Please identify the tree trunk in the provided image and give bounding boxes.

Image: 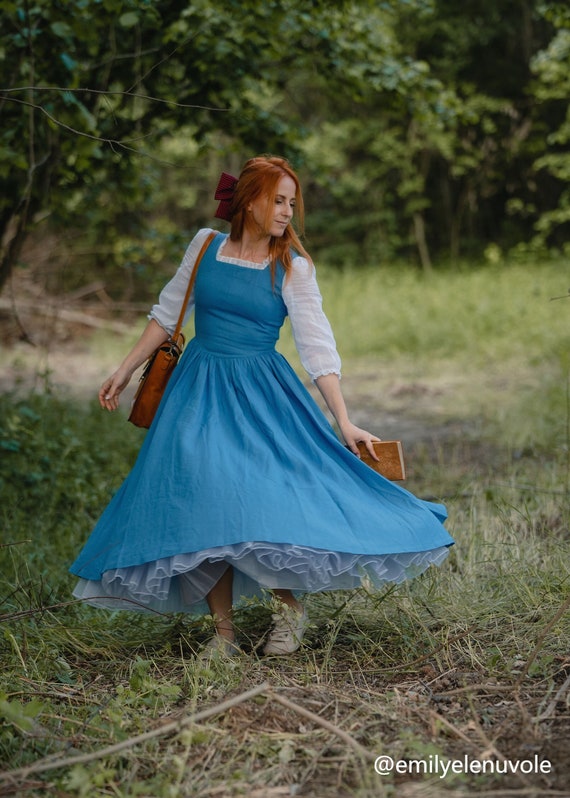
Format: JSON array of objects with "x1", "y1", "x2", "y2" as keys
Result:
[
  {"x1": 413, "y1": 212, "x2": 432, "y2": 273},
  {"x1": 0, "y1": 211, "x2": 28, "y2": 294}
]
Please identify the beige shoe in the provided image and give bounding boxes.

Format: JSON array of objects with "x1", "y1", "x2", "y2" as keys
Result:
[
  {"x1": 263, "y1": 604, "x2": 308, "y2": 655},
  {"x1": 198, "y1": 635, "x2": 240, "y2": 662}
]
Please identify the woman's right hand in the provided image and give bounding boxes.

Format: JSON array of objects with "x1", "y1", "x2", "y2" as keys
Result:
[
  {"x1": 99, "y1": 367, "x2": 134, "y2": 412},
  {"x1": 98, "y1": 319, "x2": 170, "y2": 413}
]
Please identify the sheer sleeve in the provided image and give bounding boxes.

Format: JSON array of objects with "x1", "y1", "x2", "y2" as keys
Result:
[
  {"x1": 148, "y1": 228, "x2": 215, "y2": 334},
  {"x1": 282, "y1": 256, "x2": 342, "y2": 381}
]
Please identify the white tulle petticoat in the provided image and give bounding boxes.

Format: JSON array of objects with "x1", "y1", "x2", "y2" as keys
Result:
[{"x1": 72, "y1": 541, "x2": 450, "y2": 615}]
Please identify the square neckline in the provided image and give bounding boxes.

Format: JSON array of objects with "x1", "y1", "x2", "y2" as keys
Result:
[{"x1": 216, "y1": 234, "x2": 270, "y2": 271}]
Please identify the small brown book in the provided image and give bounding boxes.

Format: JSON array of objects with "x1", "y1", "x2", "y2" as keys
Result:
[{"x1": 354, "y1": 440, "x2": 406, "y2": 481}]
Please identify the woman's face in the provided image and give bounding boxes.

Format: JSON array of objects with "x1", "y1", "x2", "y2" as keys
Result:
[{"x1": 248, "y1": 175, "x2": 296, "y2": 237}]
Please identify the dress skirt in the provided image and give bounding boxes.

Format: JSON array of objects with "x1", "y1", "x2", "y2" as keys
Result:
[{"x1": 71, "y1": 236, "x2": 453, "y2": 614}]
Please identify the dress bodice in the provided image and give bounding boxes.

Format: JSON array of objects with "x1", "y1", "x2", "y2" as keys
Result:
[
  {"x1": 194, "y1": 233, "x2": 287, "y2": 356},
  {"x1": 149, "y1": 228, "x2": 341, "y2": 379}
]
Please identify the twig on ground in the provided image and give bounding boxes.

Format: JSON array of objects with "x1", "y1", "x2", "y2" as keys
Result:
[
  {"x1": 0, "y1": 681, "x2": 375, "y2": 789},
  {"x1": 0, "y1": 596, "x2": 169, "y2": 623},
  {"x1": 514, "y1": 594, "x2": 570, "y2": 689},
  {"x1": 265, "y1": 689, "x2": 374, "y2": 761},
  {"x1": 463, "y1": 702, "x2": 533, "y2": 790},
  {"x1": 422, "y1": 707, "x2": 474, "y2": 746},
  {"x1": 534, "y1": 673, "x2": 570, "y2": 722},
  {"x1": 0, "y1": 682, "x2": 270, "y2": 785}
]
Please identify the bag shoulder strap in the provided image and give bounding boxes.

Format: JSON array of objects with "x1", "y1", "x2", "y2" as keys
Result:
[{"x1": 172, "y1": 231, "x2": 217, "y2": 341}]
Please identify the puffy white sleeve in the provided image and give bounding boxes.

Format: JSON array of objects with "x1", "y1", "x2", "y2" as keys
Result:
[
  {"x1": 148, "y1": 228, "x2": 215, "y2": 335},
  {"x1": 283, "y1": 256, "x2": 342, "y2": 381}
]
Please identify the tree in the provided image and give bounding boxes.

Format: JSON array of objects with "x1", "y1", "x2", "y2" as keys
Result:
[
  {"x1": 2, "y1": 0, "x2": 569, "y2": 292},
  {"x1": 527, "y1": 3, "x2": 570, "y2": 251},
  {"x1": 0, "y1": 0, "x2": 367, "y2": 293},
  {"x1": 298, "y1": 0, "x2": 566, "y2": 266}
]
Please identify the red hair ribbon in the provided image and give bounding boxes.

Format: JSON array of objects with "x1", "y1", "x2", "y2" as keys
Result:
[{"x1": 214, "y1": 171, "x2": 238, "y2": 221}]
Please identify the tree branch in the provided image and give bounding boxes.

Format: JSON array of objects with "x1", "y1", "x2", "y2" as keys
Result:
[{"x1": 0, "y1": 86, "x2": 229, "y2": 113}]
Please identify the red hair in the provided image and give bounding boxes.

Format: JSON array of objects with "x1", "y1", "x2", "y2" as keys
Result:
[{"x1": 229, "y1": 156, "x2": 311, "y2": 281}]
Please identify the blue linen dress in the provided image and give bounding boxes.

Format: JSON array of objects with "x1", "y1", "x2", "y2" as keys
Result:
[{"x1": 71, "y1": 232, "x2": 453, "y2": 614}]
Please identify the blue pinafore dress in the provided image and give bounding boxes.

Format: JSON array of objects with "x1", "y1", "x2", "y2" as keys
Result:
[{"x1": 71, "y1": 233, "x2": 453, "y2": 613}]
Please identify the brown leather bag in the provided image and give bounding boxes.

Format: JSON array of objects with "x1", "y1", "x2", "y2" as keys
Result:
[{"x1": 128, "y1": 232, "x2": 216, "y2": 428}]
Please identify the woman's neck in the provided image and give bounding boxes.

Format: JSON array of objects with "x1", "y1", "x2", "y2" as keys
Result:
[{"x1": 225, "y1": 230, "x2": 271, "y2": 263}]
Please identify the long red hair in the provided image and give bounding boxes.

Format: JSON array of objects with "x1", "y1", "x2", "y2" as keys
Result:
[{"x1": 229, "y1": 156, "x2": 311, "y2": 281}]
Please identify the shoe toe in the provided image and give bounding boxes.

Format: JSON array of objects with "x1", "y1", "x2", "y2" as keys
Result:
[
  {"x1": 198, "y1": 636, "x2": 240, "y2": 661},
  {"x1": 263, "y1": 607, "x2": 308, "y2": 656}
]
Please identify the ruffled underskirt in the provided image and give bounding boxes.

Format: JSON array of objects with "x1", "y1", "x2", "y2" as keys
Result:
[{"x1": 72, "y1": 541, "x2": 450, "y2": 615}]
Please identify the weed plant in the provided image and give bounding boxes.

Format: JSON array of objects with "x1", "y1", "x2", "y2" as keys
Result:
[{"x1": 1, "y1": 260, "x2": 569, "y2": 796}]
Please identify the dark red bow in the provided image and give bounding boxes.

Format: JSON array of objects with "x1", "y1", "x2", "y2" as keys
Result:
[{"x1": 214, "y1": 171, "x2": 238, "y2": 221}]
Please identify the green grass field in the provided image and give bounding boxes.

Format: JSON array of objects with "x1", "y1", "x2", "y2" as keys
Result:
[{"x1": 1, "y1": 260, "x2": 569, "y2": 796}]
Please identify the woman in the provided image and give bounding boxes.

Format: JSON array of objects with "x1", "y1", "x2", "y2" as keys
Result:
[{"x1": 70, "y1": 156, "x2": 453, "y2": 657}]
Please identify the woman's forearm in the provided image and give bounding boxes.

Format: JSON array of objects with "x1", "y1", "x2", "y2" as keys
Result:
[
  {"x1": 314, "y1": 373, "x2": 350, "y2": 430},
  {"x1": 118, "y1": 319, "x2": 170, "y2": 375},
  {"x1": 315, "y1": 373, "x2": 380, "y2": 456},
  {"x1": 99, "y1": 319, "x2": 170, "y2": 411}
]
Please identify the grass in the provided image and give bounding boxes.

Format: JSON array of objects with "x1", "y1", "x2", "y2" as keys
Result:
[
  {"x1": 1, "y1": 259, "x2": 569, "y2": 796},
  {"x1": 280, "y1": 259, "x2": 570, "y2": 452}
]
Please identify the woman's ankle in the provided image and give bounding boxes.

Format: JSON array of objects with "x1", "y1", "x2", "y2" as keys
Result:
[
  {"x1": 273, "y1": 590, "x2": 303, "y2": 613},
  {"x1": 214, "y1": 622, "x2": 235, "y2": 642}
]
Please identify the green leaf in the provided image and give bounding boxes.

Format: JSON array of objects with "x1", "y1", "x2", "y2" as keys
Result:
[
  {"x1": 0, "y1": 695, "x2": 45, "y2": 733},
  {"x1": 118, "y1": 11, "x2": 139, "y2": 28},
  {"x1": 50, "y1": 21, "x2": 73, "y2": 38}
]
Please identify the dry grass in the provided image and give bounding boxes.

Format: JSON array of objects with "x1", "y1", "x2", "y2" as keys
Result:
[
  {"x1": 1, "y1": 260, "x2": 569, "y2": 796},
  {"x1": 1, "y1": 440, "x2": 569, "y2": 796}
]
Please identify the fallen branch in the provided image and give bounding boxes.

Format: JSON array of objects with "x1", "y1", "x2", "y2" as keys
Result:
[
  {"x1": 266, "y1": 689, "x2": 373, "y2": 761},
  {"x1": 0, "y1": 596, "x2": 169, "y2": 624},
  {"x1": 0, "y1": 298, "x2": 131, "y2": 334},
  {"x1": 0, "y1": 682, "x2": 270, "y2": 785},
  {"x1": 0, "y1": 680, "x2": 376, "y2": 788}
]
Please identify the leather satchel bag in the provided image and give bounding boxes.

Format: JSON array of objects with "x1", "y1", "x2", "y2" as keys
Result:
[{"x1": 128, "y1": 232, "x2": 216, "y2": 428}]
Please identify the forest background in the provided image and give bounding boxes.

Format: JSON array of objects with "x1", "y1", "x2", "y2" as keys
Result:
[
  {"x1": 1, "y1": 0, "x2": 570, "y2": 297},
  {"x1": 1, "y1": 2, "x2": 570, "y2": 797}
]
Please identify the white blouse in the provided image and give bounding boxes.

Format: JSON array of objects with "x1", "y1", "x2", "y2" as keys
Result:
[{"x1": 148, "y1": 228, "x2": 341, "y2": 381}]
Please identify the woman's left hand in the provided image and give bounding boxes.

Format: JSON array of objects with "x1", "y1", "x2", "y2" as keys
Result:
[{"x1": 340, "y1": 422, "x2": 381, "y2": 460}]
